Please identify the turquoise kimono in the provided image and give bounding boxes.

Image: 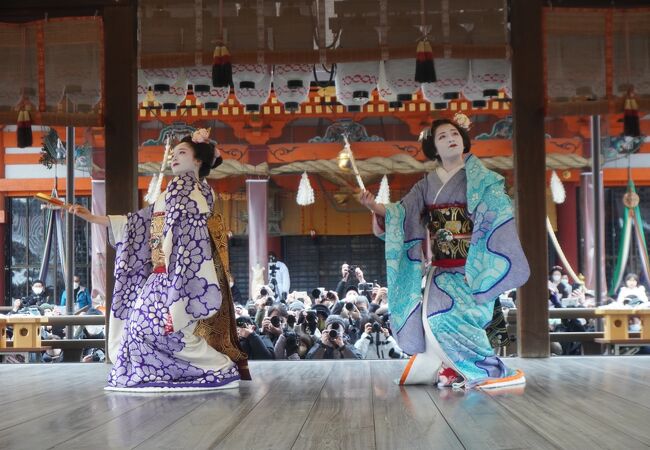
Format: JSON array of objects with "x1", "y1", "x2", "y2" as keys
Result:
[{"x1": 380, "y1": 154, "x2": 529, "y2": 386}]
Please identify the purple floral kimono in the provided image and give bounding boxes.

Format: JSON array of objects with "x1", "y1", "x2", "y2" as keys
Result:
[{"x1": 105, "y1": 173, "x2": 240, "y2": 392}]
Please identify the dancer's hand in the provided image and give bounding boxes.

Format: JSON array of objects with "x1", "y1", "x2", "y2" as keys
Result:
[
  {"x1": 68, "y1": 204, "x2": 109, "y2": 226},
  {"x1": 358, "y1": 189, "x2": 386, "y2": 217}
]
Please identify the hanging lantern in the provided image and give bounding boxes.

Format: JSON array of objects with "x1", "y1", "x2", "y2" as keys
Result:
[
  {"x1": 186, "y1": 66, "x2": 230, "y2": 110},
  {"x1": 379, "y1": 59, "x2": 420, "y2": 108},
  {"x1": 157, "y1": 78, "x2": 187, "y2": 111},
  {"x1": 233, "y1": 64, "x2": 272, "y2": 112},
  {"x1": 421, "y1": 82, "x2": 448, "y2": 110},
  {"x1": 274, "y1": 64, "x2": 312, "y2": 112},
  {"x1": 421, "y1": 59, "x2": 470, "y2": 109},
  {"x1": 137, "y1": 69, "x2": 151, "y2": 106},
  {"x1": 378, "y1": 61, "x2": 401, "y2": 109},
  {"x1": 66, "y1": 80, "x2": 101, "y2": 112},
  {"x1": 335, "y1": 61, "x2": 380, "y2": 112},
  {"x1": 143, "y1": 68, "x2": 184, "y2": 110},
  {"x1": 470, "y1": 59, "x2": 508, "y2": 98}
]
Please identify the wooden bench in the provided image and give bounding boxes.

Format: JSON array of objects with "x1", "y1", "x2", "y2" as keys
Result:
[
  {"x1": 595, "y1": 307, "x2": 650, "y2": 355},
  {"x1": 0, "y1": 316, "x2": 6, "y2": 349}
]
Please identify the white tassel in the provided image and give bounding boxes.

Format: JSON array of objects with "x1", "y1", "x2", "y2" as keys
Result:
[
  {"x1": 144, "y1": 137, "x2": 173, "y2": 205},
  {"x1": 144, "y1": 173, "x2": 160, "y2": 204},
  {"x1": 376, "y1": 174, "x2": 390, "y2": 204},
  {"x1": 296, "y1": 171, "x2": 315, "y2": 205},
  {"x1": 550, "y1": 170, "x2": 566, "y2": 204}
]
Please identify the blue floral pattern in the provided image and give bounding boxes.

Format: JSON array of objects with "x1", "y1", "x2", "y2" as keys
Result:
[{"x1": 383, "y1": 155, "x2": 529, "y2": 386}]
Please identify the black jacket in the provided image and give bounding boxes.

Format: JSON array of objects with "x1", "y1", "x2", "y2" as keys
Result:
[{"x1": 238, "y1": 332, "x2": 275, "y2": 360}]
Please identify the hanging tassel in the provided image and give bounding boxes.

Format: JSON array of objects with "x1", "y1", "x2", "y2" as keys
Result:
[
  {"x1": 17, "y1": 108, "x2": 33, "y2": 148},
  {"x1": 144, "y1": 173, "x2": 160, "y2": 205},
  {"x1": 550, "y1": 170, "x2": 566, "y2": 204},
  {"x1": 376, "y1": 174, "x2": 390, "y2": 204},
  {"x1": 212, "y1": 43, "x2": 233, "y2": 88},
  {"x1": 415, "y1": 39, "x2": 436, "y2": 83},
  {"x1": 623, "y1": 86, "x2": 641, "y2": 138},
  {"x1": 296, "y1": 172, "x2": 315, "y2": 206}
]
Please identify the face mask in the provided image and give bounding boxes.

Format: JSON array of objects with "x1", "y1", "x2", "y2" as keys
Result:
[
  {"x1": 561, "y1": 279, "x2": 569, "y2": 285},
  {"x1": 73, "y1": 282, "x2": 80, "y2": 290},
  {"x1": 33, "y1": 287, "x2": 43, "y2": 295},
  {"x1": 551, "y1": 275, "x2": 561, "y2": 283}
]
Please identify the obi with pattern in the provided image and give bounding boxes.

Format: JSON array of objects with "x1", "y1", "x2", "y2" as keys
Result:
[
  {"x1": 150, "y1": 212, "x2": 166, "y2": 272},
  {"x1": 425, "y1": 203, "x2": 473, "y2": 267}
]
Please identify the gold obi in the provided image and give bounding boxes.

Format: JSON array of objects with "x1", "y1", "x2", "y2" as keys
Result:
[
  {"x1": 150, "y1": 212, "x2": 166, "y2": 272},
  {"x1": 425, "y1": 203, "x2": 473, "y2": 268}
]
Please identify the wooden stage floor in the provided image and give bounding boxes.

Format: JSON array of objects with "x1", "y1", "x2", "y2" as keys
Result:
[{"x1": 1, "y1": 357, "x2": 649, "y2": 450}]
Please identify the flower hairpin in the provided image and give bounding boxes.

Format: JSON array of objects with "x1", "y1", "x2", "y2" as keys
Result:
[
  {"x1": 192, "y1": 128, "x2": 211, "y2": 144},
  {"x1": 453, "y1": 113, "x2": 471, "y2": 131}
]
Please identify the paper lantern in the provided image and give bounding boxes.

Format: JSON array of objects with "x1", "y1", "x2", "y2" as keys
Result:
[
  {"x1": 274, "y1": 64, "x2": 312, "y2": 112},
  {"x1": 186, "y1": 65, "x2": 230, "y2": 110},
  {"x1": 383, "y1": 59, "x2": 420, "y2": 103},
  {"x1": 335, "y1": 61, "x2": 380, "y2": 112},
  {"x1": 470, "y1": 59, "x2": 508, "y2": 98},
  {"x1": 233, "y1": 64, "x2": 272, "y2": 112},
  {"x1": 430, "y1": 59, "x2": 469, "y2": 101},
  {"x1": 143, "y1": 67, "x2": 185, "y2": 110}
]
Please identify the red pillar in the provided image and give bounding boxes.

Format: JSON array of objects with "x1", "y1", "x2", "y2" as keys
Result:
[{"x1": 556, "y1": 182, "x2": 579, "y2": 271}]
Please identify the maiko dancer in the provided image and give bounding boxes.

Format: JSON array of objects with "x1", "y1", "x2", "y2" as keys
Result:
[
  {"x1": 70, "y1": 129, "x2": 247, "y2": 392},
  {"x1": 360, "y1": 114, "x2": 530, "y2": 389}
]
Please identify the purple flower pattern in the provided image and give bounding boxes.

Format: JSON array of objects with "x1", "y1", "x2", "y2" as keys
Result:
[{"x1": 107, "y1": 174, "x2": 238, "y2": 390}]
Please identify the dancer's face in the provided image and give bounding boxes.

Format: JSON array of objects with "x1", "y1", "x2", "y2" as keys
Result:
[
  {"x1": 170, "y1": 143, "x2": 200, "y2": 175},
  {"x1": 434, "y1": 123, "x2": 464, "y2": 161}
]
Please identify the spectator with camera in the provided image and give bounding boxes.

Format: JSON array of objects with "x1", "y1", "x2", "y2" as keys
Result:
[
  {"x1": 260, "y1": 304, "x2": 287, "y2": 345},
  {"x1": 335, "y1": 263, "x2": 359, "y2": 299},
  {"x1": 355, "y1": 321, "x2": 407, "y2": 359},
  {"x1": 274, "y1": 309, "x2": 308, "y2": 360},
  {"x1": 306, "y1": 315, "x2": 362, "y2": 359},
  {"x1": 236, "y1": 316, "x2": 275, "y2": 360}
]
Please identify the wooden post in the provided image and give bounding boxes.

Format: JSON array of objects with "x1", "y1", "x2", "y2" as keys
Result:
[
  {"x1": 511, "y1": 0, "x2": 550, "y2": 357},
  {"x1": 103, "y1": 2, "x2": 138, "y2": 359}
]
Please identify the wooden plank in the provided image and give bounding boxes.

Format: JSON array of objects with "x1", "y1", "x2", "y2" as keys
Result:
[
  {"x1": 492, "y1": 358, "x2": 650, "y2": 448},
  {"x1": 511, "y1": 0, "x2": 550, "y2": 357},
  {"x1": 370, "y1": 362, "x2": 463, "y2": 450},
  {"x1": 426, "y1": 385, "x2": 557, "y2": 449},
  {"x1": 291, "y1": 361, "x2": 376, "y2": 450},
  {"x1": 211, "y1": 362, "x2": 334, "y2": 450}
]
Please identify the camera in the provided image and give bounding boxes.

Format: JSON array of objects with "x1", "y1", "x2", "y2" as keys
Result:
[
  {"x1": 328, "y1": 329, "x2": 338, "y2": 339},
  {"x1": 236, "y1": 317, "x2": 249, "y2": 328},
  {"x1": 311, "y1": 287, "x2": 325, "y2": 299},
  {"x1": 286, "y1": 314, "x2": 296, "y2": 328},
  {"x1": 260, "y1": 287, "x2": 269, "y2": 296},
  {"x1": 284, "y1": 330, "x2": 299, "y2": 355},
  {"x1": 270, "y1": 316, "x2": 281, "y2": 328},
  {"x1": 371, "y1": 322, "x2": 382, "y2": 334},
  {"x1": 325, "y1": 291, "x2": 337, "y2": 301},
  {"x1": 345, "y1": 302, "x2": 354, "y2": 311},
  {"x1": 265, "y1": 297, "x2": 274, "y2": 307},
  {"x1": 306, "y1": 311, "x2": 317, "y2": 323},
  {"x1": 358, "y1": 282, "x2": 373, "y2": 292}
]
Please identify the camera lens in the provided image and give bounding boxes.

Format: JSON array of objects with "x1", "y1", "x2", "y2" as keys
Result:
[
  {"x1": 270, "y1": 316, "x2": 281, "y2": 328},
  {"x1": 372, "y1": 322, "x2": 381, "y2": 333},
  {"x1": 328, "y1": 329, "x2": 338, "y2": 339},
  {"x1": 311, "y1": 288, "x2": 322, "y2": 299},
  {"x1": 345, "y1": 302, "x2": 354, "y2": 311},
  {"x1": 265, "y1": 297, "x2": 274, "y2": 306},
  {"x1": 286, "y1": 315, "x2": 296, "y2": 327},
  {"x1": 330, "y1": 322, "x2": 340, "y2": 330},
  {"x1": 260, "y1": 288, "x2": 268, "y2": 296}
]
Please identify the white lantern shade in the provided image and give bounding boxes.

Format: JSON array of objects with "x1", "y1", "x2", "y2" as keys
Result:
[
  {"x1": 470, "y1": 59, "x2": 508, "y2": 97},
  {"x1": 274, "y1": 64, "x2": 312, "y2": 112},
  {"x1": 335, "y1": 61, "x2": 380, "y2": 112},
  {"x1": 234, "y1": 65, "x2": 272, "y2": 112},
  {"x1": 383, "y1": 59, "x2": 420, "y2": 101}
]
